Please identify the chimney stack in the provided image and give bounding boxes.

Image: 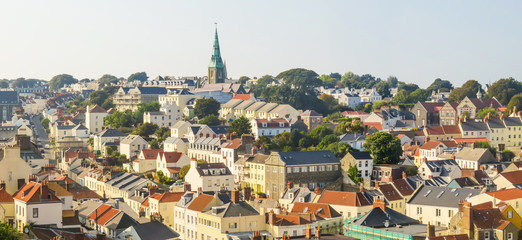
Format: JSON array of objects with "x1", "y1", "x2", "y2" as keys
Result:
[
  {"x1": 374, "y1": 180, "x2": 379, "y2": 189},
  {"x1": 314, "y1": 187, "x2": 321, "y2": 195},
  {"x1": 402, "y1": 171, "x2": 407, "y2": 179},
  {"x1": 268, "y1": 210, "x2": 275, "y2": 225},
  {"x1": 373, "y1": 197, "x2": 386, "y2": 211},
  {"x1": 463, "y1": 201, "x2": 473, "y2": 234},
  {"x1": 251, "y1": 146, "x2": 258, "y2": 155},
  {"x1": 427, "y1": 222, "x2": 435, "y2": 237},
  {"x1": 231, "y1": 189, "x2": 240, "y2": 204},
  {"x1": 305, "y1": 224, "x2": 312, "y2": 239},
  {"x1": 243, "y1": 187, "x2": 251, "y2": 201},
  {"x1": 286, "y1": 181, "x2": 293, "y2": 190},
  {"x1": 29, "y1": 175, "x2": 37, "y2": 182},
  {"x1": 359, "y1": 184, "x2": 365, "y2": 192},
  {"x1": 315, "y1": 226, "x2": 321, "y2": 239}
]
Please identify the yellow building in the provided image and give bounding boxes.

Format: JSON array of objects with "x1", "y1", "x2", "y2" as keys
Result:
[
  {"x1": 243, "y1": 154, "x2": 269, "y2": 194},
  {"x1": 197, "y1": 194, "x2": 265, "y2": 240},
  {"x1": 148, "y1": 192, "x2": 184, "y2": 228},
  {"x1": 0, "y1": 147, "x2": 33, "y2": 195},
  {"x1": 0, "y1": 187, "x2": 14, "y2": 225},
  {"x1": 377, "y1": 183, "x2": 406, "y2": 214}
]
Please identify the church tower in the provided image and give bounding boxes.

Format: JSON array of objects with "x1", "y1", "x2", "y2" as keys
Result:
[{"x1": 208, "y1": 26, "x2": 227, "y2": 84}]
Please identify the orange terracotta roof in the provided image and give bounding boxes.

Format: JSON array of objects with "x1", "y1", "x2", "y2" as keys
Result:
[
  {"x1": 0, "y1": 188, "x2": 13, "y2": 203},
  {"x1": 419, "y1": 141, "x2": 443, "y2": 150},
  {"x1": 13, "y1": 182, "x2": 61, "y2": 203},
  {"x1": 270, "y1": 214, "x2": 311, "y2": 226},
  {"x1": 141, "y1": 198, "x2": 150, "y2": 207},
  {"x1": 364, "y1": 122, "x2": 383, "y2": 130},
  {"x1": 341, "y1": 111, "x2": 369, "y2": 116},
  {"x1": 187, "y1": 194, "x2": 214, "y2": 211},
  {"x1": 161, "y1": 152, "x2": 184, "y2": 163},
  {"x1": 318, "y1": 190, "x2": 370, "y2": 206},
  {"x1": 88, "y1": 204, "x2": 111, "y2": 221},
  {"x1": 150, "y1": 192, "x2": 185, "y2": 203},
  {"x1": 88, "y1": 204, "x2": 121, "y2": 226},
  {"x1": 441, "y1": 140, "x2": 458, "y2": 148},
  {"x1": 291, "y1": 202, "x2": 340, "y2": 218},
  {"x1": 486, "y1": 187, "x2": 522, "y2": 200},
  {"x1": 414, "y1": 148, "x2": 420, "y2": 157},
  {"x1": 140, "y1": 149, "x2": 164, "y2": 160},
  {"x1": 222, "y1": 138, "x2": 242, "y2": 149},
  {"x1": 426, "y1": 126, "x2": 444, "y2": 135},
  {"x1": 89, "y1": 105, "x2": 107, "y2": 113},
  {"x1": 231, "y1": 94, "x2": 253, "y2": 101},
  {"x1": 167, "y1": 167, "x2": 181, "y2": 173},
  {"x1": 442, "y1": 125, "x2": 461, "y2": 134},
  {"x1": 453, "y1": 138, "x2": 490, "y2": 143},
  {"x1": 378, "y1": 184, "x2": 403, "y2": 201}
]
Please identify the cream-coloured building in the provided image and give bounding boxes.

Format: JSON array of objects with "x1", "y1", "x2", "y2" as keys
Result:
[
  {"x1": 243, "y1": 154, "x2": 269, "y2": 194},
  {"x1": 170, "y1": 121, "x2": 191, "y2": 138},
  {"x1": 113, "y1": 86, "x2": 167, "y2": 111},
  {"x1": 120, "y1": 135, "x2": 148, "y2": 159},
  {"x1": 0, "y1": 187, "x2": 14, "y2": 225},
  {"x1": 156, "y1": 151, "x2": 190, "y2": 179},
  {"x1": 317, "y1": 190, "x2": 373, "y2": 219},
  {"x1": 148, "y1": 192, "x2": 184, "y2": 228},
  {"x1": 13, "y1": 182, "x2": 63, "y2": 231},
  {"x1": 0, "y1": 147, "x2": 33, "y2": 195},
  {"x1": 131, "y1": 149, "x2": 163, "y2": 173},
  {"x1": 143, "y1": 103, "x2": 182, "y2": 128},
  {"x1": 158, "y1": 89, "x2": 200, "y2": 117},
  {"x1": 184, "y1": 160, "x2": 234, "y2": 192},
  {"x1": 221, "y1": 99, "x2": 299, "y2": 121},
  {"x1": 86, "y1": 105, "x2": 109, "y2": 134}
]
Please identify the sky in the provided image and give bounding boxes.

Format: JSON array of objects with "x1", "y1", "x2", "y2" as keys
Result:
[{"x1": 0, "y1": 1, "x2": 521, "y2": 88}]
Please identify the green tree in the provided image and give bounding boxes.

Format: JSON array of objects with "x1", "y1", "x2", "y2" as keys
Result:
[
  {"x1": 426, "y1": 78, "x2": 454, "y2": 92},
  {"x1": 501, "y1": 150, "x2": 515, "y2": 162},
  {"x1": 375, "y1": 81, "x2": 391, "y2": 98},
  {"x1": 88, "y1": 137, "x2": 94, "y2": 149},
  {"x1": 179, "y1": 165, "x2": 190, "y2": 180},
  {"x1": 155, "y1": 127, "x2": 171, "y2": 142},
  {"x1": 98, "y1": 74, "x2": 119, "y2": 88},
  {"x1": 228, "y1": 116, "x2": 252, "y2": 136},
  {"x1": 486, "y1": 78, "x2": 522, "y2": 105},
  {"x1": 405, "y1": 166, "x2": 418, "y2": 176},
  {"x1": 252, "y1": 75, "x2": 277, "y2": 96},
  {"x1": 134, "y1": 102, "x2": 161, "y2": 124},
  {"x1": 409, "y1": 89, "x2": 430, "y2": 103},
  {"x1": 475, "y1": 107, "x2": 499, "y2": 119},
  {"x1": 128, "y1": 72, "x2": 148, "y2": 82},
  {"x1": 0, "y1": 222, "x2": 22, "y2": 239},
  {"x1": 194, "y1": 98, "x2": 220, "y2": 119},
  {"x1": 104, "y1": 110, "x2": 133, "y2": 128},
  {"x1": 149, "y1": 139, "x2": 160, "y2": 149},
  {"x1": 0, "y1": 80, "x2": 9, "y2": 88},
  {"x1": 363, "y1": 132, "x2": 403, "y2": 164},
  {"x1": 101, "y1": 99, "x2": 114, "y2": 110},
  {"x1": 386, "y1": 76, "x2": 399, "y2": 88},
  {"x1": 507, "y1": 93, "x2": 522, "y2": 115},
  {"x1": 199, "y1": 115, "x2": 221, "y2": 126},
  {"x1": 273, "y1": 132, "x2": 291, "y2": 149},
  {"x1": 257, "y1": 136, "x2": 273, "y2": 150},
  {"x1": 399, "y1": 83, "x2": 419, "y2": 93},
  {"x1": 238, "y1": 76, "x2": 250, "y2": 84},
  {"x1": 132, "y1": 123, "x2": 159, "y2": 137},
  {"x1": 324, "y1": 142, "x2": 353, "y2": 158},
  {"x1": 392, "y1": 89, "x2": 410, "y2": 105},
  {"x1": 308, "y1": 126, "x2": 334, "y2": 145},
  {"x1": 372, "y1": 100, "x2": 389, "y2": 111},
  {"x1": 348, "y1": 164, "x2": 362, "y2": 184},
  {"x1": 474, "y1": 141, "x2": 496, "y2": 155},
  {"x1": 448, "y1": 80, "x2": 482, "y2": 102},
  {"x1": 318, "y1": 94, "x2": 339, "y2": 113},
  {"x1": 40, "y1": 118, "x2": 50, "y2": 129},
  {"x1": 317, "y1": 134, "x2": 339, "y2": 150},
  {"x1": 49, "y1": 74, "x2": 78, "y2": 90}
]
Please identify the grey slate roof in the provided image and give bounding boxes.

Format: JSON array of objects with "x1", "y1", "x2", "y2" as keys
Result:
[
  {"x1": 347, "y1": 151, "x2": 372, "y2": 160},
  {"x1": 486, "y1": 119, "x2": 506, "y2": 129},
  {"x1": 504, "y1": 117, "x2": 522, "y2": 127},
  {"x1": 205, "y1": 202, "x2": 259, "y2": 218},
  {"x1": 353, "y1": 206, "x2": 418, "y2": 228},
  {"x1": 137, "y1": 87, "x2": 168, "y2": 95},
  {"x1": 277, "y1": 151, "x2": 339, "y2": 166},
  {"x1": 99, "y1": 128, "x2": 128, "y2": 137},
  {"x1": 408, "y1": 185, "x2": 481, "y2": 208},
  {"x1": 423, "y1": 159, "x2": 458, "y2": 172},
  {"x1": 129, "y1": 222, "x2": 180, "y2": 240},
  {"x1": 209, "y1": 126, "x2": 229, "y2": 135},
  {"x1": 460, "y1": 121, "x2": 489, "y2": 131},
  {"x1": 339, "y1": 133, "x2": 367, "y2": 142},
  {"x1": 0, "y1": 90, "x2": 19, "y2": 104}
]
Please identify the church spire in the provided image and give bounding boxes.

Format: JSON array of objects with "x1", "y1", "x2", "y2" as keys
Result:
[{"x1": 209, "y1": 24, "x2": 224, "y2": 68}]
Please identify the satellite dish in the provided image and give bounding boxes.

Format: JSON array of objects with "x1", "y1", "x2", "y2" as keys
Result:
[
  {"x1": 23, "y1": 226, "x2": 30, "y2": 234},
  {"x1": 384, "y1": 220, "x2": 390, "y2": 228}
]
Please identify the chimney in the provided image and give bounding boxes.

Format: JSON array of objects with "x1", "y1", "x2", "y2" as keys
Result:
[
  {"x1": 428, "y1": 175, "x2": 433, "y2": 180},
  {"x1": 427, "y1": 222, "x2": 435, "y2": 237},
  {"x1": 315, "y1": 226, "x2": 321, "y2": 239},
  {"x1": 0, "y1": 181, "x2": 5, "y2": 190},
  {"x1": 231, "y1": 189, "x2": 240, "y2": 204},
  {"x1": 463, "y1": 201, "x2": 473, "y2": 233},
  {"x1": 29, "y1": 175, "x2": 37, "y2": 182},
  {"x1": 197, "y1": 187, "x2": 202, "y2": 196},
  {"x1": 500, "y1": 112, "x2": 504, "y2": 120},
  {"x1": 359, "y1": 184, "x2": 365, "y2": 192},
  {"x1": 286, "y1": 181, "x2": 293, "y2": 190},
  {"x1": 422, "y1": 157, "x2": 427, "y2": 163},
  {"x1": 268, "y1": 210, "x2": 275, "y2": 225},
  {"x1": 314, "y1": 187, "x2": 321, "y2": 195},
  {"x1": 190, "y1": 158, "x2": 198, "y2": 169},
  {"x1": 251, "y1": 146, "x2": 258, "y2": 155},
  {"x1": 305, "y1": 224, "x2": 312, "y2": 239},
  {"x1": 402, "y1": 171, "x2": 407, "y2": 179},
  {"x1": 373, "y1": 197, "x2": 386, "y2": 211},
  {"x1": 374, "y1": 180, "x2": 379, "y2": 189},
  {"x1": 243, "y1": 187, "x2": 251, "y2": 201},
  {"x1": 451, "y1": 154, "x2": 456, "y2": 160},
  {"x1": 492, "y1": 194, "x2": 497, "y2": 208}
]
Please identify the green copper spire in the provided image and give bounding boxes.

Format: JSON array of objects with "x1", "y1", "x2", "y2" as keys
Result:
[{"x1": 209, "y1": 26, "x2": 225, "y2": 68}]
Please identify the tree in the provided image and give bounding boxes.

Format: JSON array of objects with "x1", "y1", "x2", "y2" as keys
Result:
[
  {"x1": 238, "y1": 76, "x2": 250, "y2": 84},
  {"x1": 49, "y1": 74, "x2": 78, "y2": 90},
  {"x1": 194, "y1": 98, "x2": 220, "y2": 119},
  {"x1": 0, "y1": 222, "x2": 22, "y2": 239},
  {"x1": 427, "y1": 78, "x2": 453, "y2": 92},
  {"x1": 386, "y1": 76, "x2": 399, "y2": 88},
  {"x1": 257, "y1": 136, "x2": 273, "y2": 150},
  {"x1": 104, "y1": 110, "x2": 133, "y2": 128},
  {"x1": 474, "y1": 141, "x2": 496, "y2": 155},
  {"x1": 252, "y1": 75, "x2": 277, "y2": 96},
  {"x1": 317, "y1": 134, "x2": 339, "y2": 150},
  {"x1": 128, "y1": 72, "x2": 148, "y2": 82},
  {"x1": 501, "y1": 150, "x2": 515, "y2": 162},
  {"x1": 375, "y1": 81, "x2": 391, "y2": 98},
  {"x1": 448, "y1": 80, "x2": 482, "y2": 102},
  {"x1": 475, "y1": 107, "x2": 499, "y2": 119},
  {"x1": 318, "y1": 94, "x2": 339, "y2": 113},
  {"x1": 507, "y1": 93, "x2": 522, "y2": 115},
  {"x1": 409, "y1": 89, "x2": 430, "y2": 103},
  {"x1": 179, "y1": 165, "x2": 190, "y2": 180},
  {"x1": 228, "y1": 116, "x2": 252, "y2": 136},
  {"x1": 486, "y1": 78, "x2": 522, "y2": 105},
  {"x1": 155, "y1": 127, "x2": 171, "y2": 142},
  {"x1": 273, "y1": 132, "x2": 291, "y2": 149},
  {"x1": 149, "y1": 139, "x2": 160, "y2": 149},
  {"x1": 98, "y1": 74, "x2": 119, "y2": 88},
  {"x1": 324, "y1": 142, "x2": 353, "y2": 158},
  {"x1": 40, "y1": 118, "x2": 50, "y2": 129},
  {"x1": 405, "y1": 166, "x2": 418, "y2": 176},
  {"x1": 372, "y1": 100, "x2": 389, "y2": 111},
  {"x1": 0, "y1": 80, "x2": 9, "y2": 88},
  {"x1": 308, "y1": 126, "x2": 334, "y2": 145},
  {"x1": 363, "y1": 132, "x2": 402, "y2": 164},
  {"x1": 132, "y1": 123, "x2": 159, "y2": 137},
  {"x1": 199, "y1": 115, "x2": 221, "y2": 126},
  {"x1": 88, "y1": 90, "x2": 111, "y2": 106},
  {"x1": 134, "y1": 102, "x2": 161, "y2": 124},
  {"x1": 348, "y1": 164, "x2": 362, "y2": 184},
  {"x1": 392, "y1": 89, "x2": 410, "y2": 105},
  {"x1": 399, "y1": 83, "x2": 419, "y2": 93}
]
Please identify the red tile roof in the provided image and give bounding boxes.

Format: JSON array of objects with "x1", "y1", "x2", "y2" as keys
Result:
[
  {"x1": 426, "y1": 126, "x2": 444, "y2": 135},
  {"x1": 421, "y1": 102, "x2": 445, "y2": 112},
  {"x1": 442, "y1": 125, "x2": 461, "y2": 134},
  {"x1": 13, "y1": 182, "x2": 61, "y2": 203},
  {"x1": 88, "y1": 204, "x2": 120, "y2": 226},
  {"x1": 150, "y1": 192, "x2": 185, "y2": 203},
  {"x1": 364, "y1": 122, "x2": 383, "y2": 130},
  {"x1": 232, "y1": 94, "x2": 253, "y2": 101},
  {"x1": 419, "y1": 141, "x2": 444, "y2": 150},
  {"x1": 378, "y1": 184, "x2": 403, "y2": 201},
  {"x1": 254, "y1": 118, "x2": 290, "y2": 127},
  {"x1": 89, "y1": 105, "x2": 107, "y2": 113},
  {"x1": 291, "y1": 202, "x2": 341, "y2": 218},
  {"x1": 341, "y1": 111, "x2": 369, "y2": 116},
  {"x1": 0, "y1": 188, "x2": 13, "y2": 203},
  {"x1": 140, "y1": 149, "x2": 164, "y2": 160},
  {"x1": 167, "y1": 167, "x2": 181, "y2": 173},
  {"x1": 453, "y1": 138, "x2": 490, "y2": 143},
  {"x1": 221, "y1": 138, "x2": 242, "y2": 149},
  {"x1": 486, "y1": 188, "x2": 522, "y2": 201},
  {"x1": 318, "y1": 190, "x2": 370, "y2": 206},
  {"x1": 187, "y1": 194, "x2": 215, "y2": 211},
  {"x1": 161, "y1": 152, "x2": 184, "y2": 163},
  {"x1": 392, "y1": 179, "x2": 415, "y2": 196}
]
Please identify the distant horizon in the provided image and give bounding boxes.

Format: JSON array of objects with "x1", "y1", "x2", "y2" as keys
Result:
[{"x1": 1, "y1": 1, "x2": 521, "y2": 88}]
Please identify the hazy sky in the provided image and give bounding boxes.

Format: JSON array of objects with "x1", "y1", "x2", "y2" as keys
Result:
[{"x1": 1, "y1": 1, "x2": 521, "y2": 87}]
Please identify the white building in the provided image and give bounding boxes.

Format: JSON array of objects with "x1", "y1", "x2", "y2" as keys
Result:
[
  {"x1": 131, "y1": 149, "x2": 163, "y2": 174},
  {"x1": 13, "y1": 182, "x2": 63, "y2": 231},
  {"x1": 86, "y1": 105, "x2": 109, "y2": 134},
  {"x1": 170, "y1": 121, "x2": 191, "y2": 139},
  {"x1": 184, "y1": 160, "x2": 234, "y2": 192},
  {"x1": 93, "y1": 128, "x2": 128, "y2": 156},
  {"x1": 250, "y1": 118, "x2": 291, "y2": 139},
  {"x1": 120, "y1": 135, "x2": 148, "y2": 159},
  {"x1": 156, "y1": 151, "x2": 191, "y2": 179},
  {"x1": 143, "y1": 103, "x2": 182, "y2": 128}
]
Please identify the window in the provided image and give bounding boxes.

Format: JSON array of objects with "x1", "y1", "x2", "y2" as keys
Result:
[
  {"x1": 417, "y1": 207, "x2": 422, "y2": 214},
  {"x1": 273, "y1": 166, "x2": 277, "y2": 173},
  {"x1": 508, "y1": 211, "x2": 513, "y2": 218},
  {"x1": 293, "y1": 167, "x2": 299, "y2": 173},
  {"x1": 229, "y1": 222, "x2": 237, "y2": 229},
  {"x1": 287, "y1": 168, "x2": 292, "y2": 173},
  {"x1": 484, "y1": 232, "x2": 490, "y2": 240},
  {"x1": 207, "y1": 180, "x2": 212, "y2": 187},
  {"x1": 436, "y1": 208, "x2": 441, "y2": 216},
  {"x1": 448, "y1": 210, "x2": 453, "y2": 217},
  {"x1": 301, "y1": 167, "x2": 308, "y2": 173},
  {"x1": 508, "y1": 233, "x2": 513, "y2": 240}
]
